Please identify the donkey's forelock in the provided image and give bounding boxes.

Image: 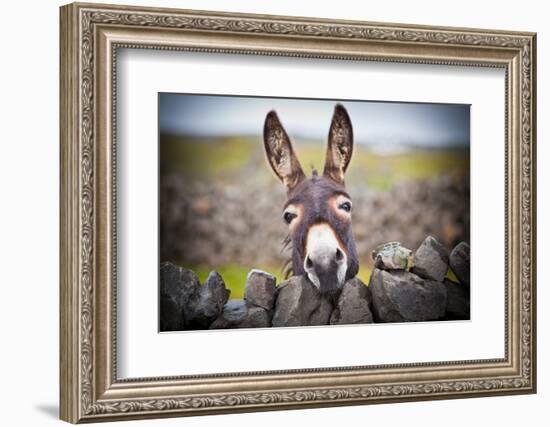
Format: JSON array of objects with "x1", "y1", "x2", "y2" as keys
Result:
[{"x1": 263, "y1": 104, "x2": 359, "y2": 294}]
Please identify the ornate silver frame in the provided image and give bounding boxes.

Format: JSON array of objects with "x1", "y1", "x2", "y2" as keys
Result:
[{"x1": 60, "y1": 2, "x2": 537, "y2": 423}]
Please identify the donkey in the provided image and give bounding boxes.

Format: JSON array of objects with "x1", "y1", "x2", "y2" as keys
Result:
[{"x1": 263, "y1": 104, "x2": 359, "y2": 296}]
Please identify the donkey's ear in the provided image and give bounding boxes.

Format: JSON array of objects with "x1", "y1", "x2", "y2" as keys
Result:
[
  {"x1": 263, "y1": 110, "x2": 305, "y2": 192},
  {"x1": 323, "y1": 104, "x2": 353, "y2": 185}
]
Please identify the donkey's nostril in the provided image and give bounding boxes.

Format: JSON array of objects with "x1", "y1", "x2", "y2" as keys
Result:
[
  {"x1": 335, "y1": 248, "x2": 344, "y2": 262},
  {"x1": 305, "y1": 256, "x2": 313, "y2": 270}
]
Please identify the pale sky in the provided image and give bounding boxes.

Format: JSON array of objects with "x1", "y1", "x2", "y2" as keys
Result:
[{"x1": 159, "y1": 93, "x2": 470, "y2": 150}]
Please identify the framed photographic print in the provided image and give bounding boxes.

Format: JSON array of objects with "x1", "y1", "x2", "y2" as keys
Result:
[{"x1": 59, "y1": 2, "x2": 537, "y2": 423}]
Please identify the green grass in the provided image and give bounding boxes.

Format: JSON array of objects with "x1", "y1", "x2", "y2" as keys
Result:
[
  {"x1": 357, "y1": 265, "x2": 373, "y2": 285},
  {"x1": 180, "y1": 261, "x2": 374, "y2": 300},
  {"x1": 445, "y1": 268, "x2": 460, "y2": 283},
  {"x1": 160, "y1": 135, "x2": 257, "y2": 177},
  {"x1": 160, "y1": 134, "x2": 469, "y2": 191}
]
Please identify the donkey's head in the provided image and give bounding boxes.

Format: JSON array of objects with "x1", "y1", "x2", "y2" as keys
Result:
[{"x1": 263, "y1": 104, "x2": 359, "y2": 295}]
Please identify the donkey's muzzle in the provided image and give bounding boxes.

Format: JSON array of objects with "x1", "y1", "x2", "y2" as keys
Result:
[
  {"x1": 303, "y1": 223, "x2": 348, "y2": 294},
  {"x1": 304, "y1": 248, "x2": 347, "y2": 294}
]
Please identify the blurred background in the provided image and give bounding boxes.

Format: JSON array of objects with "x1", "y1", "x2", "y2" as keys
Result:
[{"x1": 159, "y1": 94, "x2": 470, "y2": 299}]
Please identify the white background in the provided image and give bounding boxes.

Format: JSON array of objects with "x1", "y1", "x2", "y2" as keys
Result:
[
  {"x1": 117, "y1": 50, "x2": 504, "y2": 378},
  {"x1": 0, "y1": 0, "x2": 546, "y2": 426}
]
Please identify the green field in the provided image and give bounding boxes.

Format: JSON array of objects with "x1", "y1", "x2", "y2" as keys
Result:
[
  {"x1": 163, "y1": 134, "x2": 467, "y2": 298},
  {"x1": 160, "y1": 134, "x2": 469, "y2": 190}
]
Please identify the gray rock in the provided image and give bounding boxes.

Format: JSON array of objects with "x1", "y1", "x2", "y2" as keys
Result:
[
  {"x1": 239, "y1": 305, "x2": 271, "y2": 328},
  {"x1": 330, "y1": 278, "x2": 374, "y2": 325},
  {"x1": 186, "y1": 271, "x2": 230, "y2": 329},
  {"x1": 209, "y1": 300, "x2": 270, "y2": 329},
  {"x1": 411, "y1": 236, "x2": 449, "y2": 282},
  {"x1": 159, "y1": 262, "x2": 200, "y2": 331},
  {"x1": 272, "y1": 276, "x2": 323, "y2": 327},
  {"x1": 219, "y1": 299, "x2": 247, "y2": 322},
  {"x1": 204, "y1": 271, "x2": 230, "y2": 304},
  {"x1": 244, "y1": 269, "x2": 276, "y2": 310},
  {"x1": 308, "y1": 297, "x2": 334, "y2": 326},
  {"x1": 369, "y1": 268, "x2": 447, "y2": 322},
  {"x1": 443, "y1": 278, "x2": 470, "y2": 320},
  {"x1": 450, "y1": 242, "x2": 470, "y2": 288},
  {"x1": 371, "y1": 242, "x2": 414, "y2": 271}
]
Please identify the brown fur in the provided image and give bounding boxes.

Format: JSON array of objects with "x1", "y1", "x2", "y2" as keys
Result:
[
  {"x1": 264, "y1": 104, "x2": 359, "y2": 292},
  {"x1": 284, "y1": 175, "x2": 359, "y2": 281}
]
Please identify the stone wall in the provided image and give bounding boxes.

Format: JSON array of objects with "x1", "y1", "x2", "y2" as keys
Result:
[
  {"x1": 160, "y1": 175, "x2": 470, "y2": 268},
  {"x1": 160, "y1": 236, "x2": 470, "y2": 331}
]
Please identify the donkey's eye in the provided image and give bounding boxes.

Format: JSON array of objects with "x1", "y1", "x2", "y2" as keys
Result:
[
  {"x1": 338, "y1": 201, "x2": 352, "y2": 213},
  {"x1": 283, "y1": 212, "x2": 297, "y2": 224}
]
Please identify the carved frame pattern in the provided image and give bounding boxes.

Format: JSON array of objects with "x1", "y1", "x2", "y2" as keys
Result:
[{"x1": 60, "y1": 2, "x2": 536, "y2": 423}]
